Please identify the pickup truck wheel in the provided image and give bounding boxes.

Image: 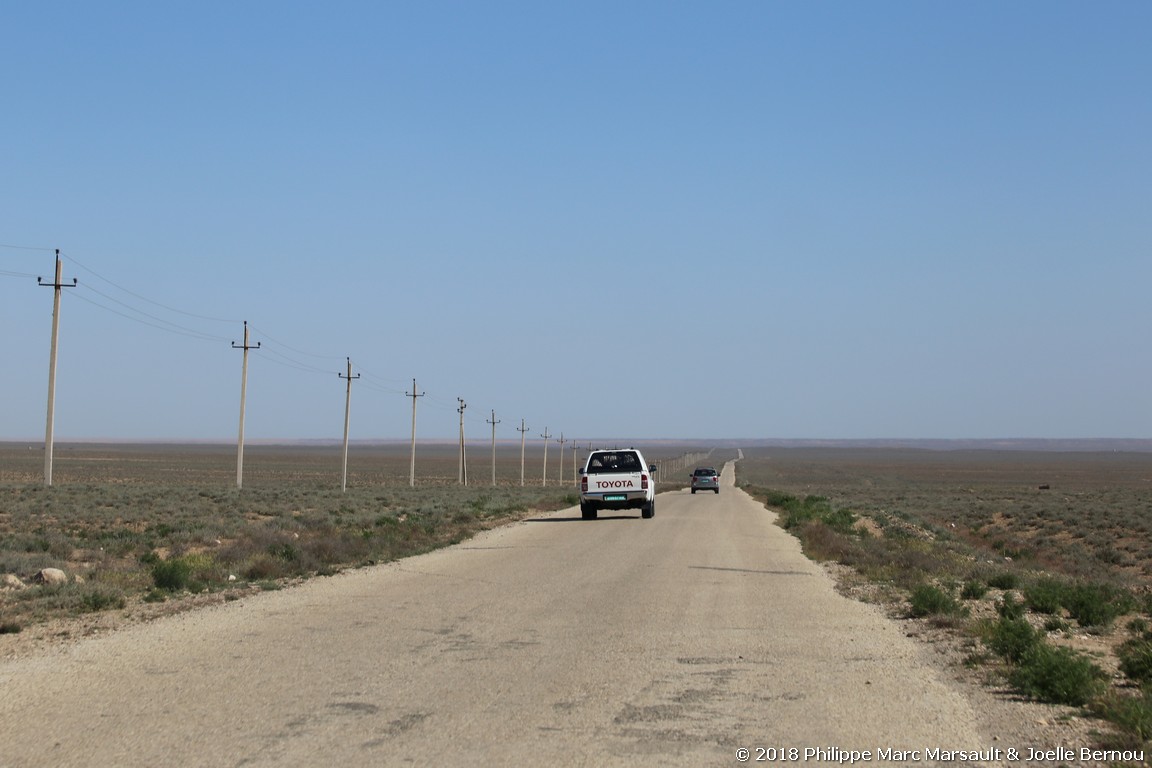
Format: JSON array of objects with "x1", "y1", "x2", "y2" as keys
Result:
[
  {"x1": 641, "y1": 500, "x2": 655, "y2": 519},
  {"x1": 714, "y1": 488, "x2": 720, "y2": 494},
  {"x1": 691, "y1": 488, "x2": 696, "y2": 494},
  {"x1": 580, "y1": 502, "x2": 597, "y2": 520}
]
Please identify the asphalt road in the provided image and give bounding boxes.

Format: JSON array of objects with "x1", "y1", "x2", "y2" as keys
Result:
[{"x1": 0, "y1": 463, "x2": 989, "y2": 767}]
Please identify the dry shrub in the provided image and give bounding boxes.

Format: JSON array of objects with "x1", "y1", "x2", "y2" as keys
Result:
[{"x1": 797, "y1": 521, "x2": 855, "y2": 562}]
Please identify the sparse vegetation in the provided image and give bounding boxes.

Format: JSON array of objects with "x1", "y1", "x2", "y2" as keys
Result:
[
  {"x1": 0, "y1": 442, "x2": 706, "y2": 631},
  {"x1": 984, "y1": 615, "x2": 1041, "y2": 661},
  {"x1": 1008, "y1": 644, "x2": 1108, "y2": 707},
  {"x1": 738, "y1": 446, "x2": 1152, "y2": 752},
  {"x1": 960, "y1": 579, "x2": 987, "y2": 600},
  {"x1": 1118, "y1": 635, "x2": 1152, "y2": 685},
  {"x1": 908, "y1": 583, "x2": 964, "y2": 619}
]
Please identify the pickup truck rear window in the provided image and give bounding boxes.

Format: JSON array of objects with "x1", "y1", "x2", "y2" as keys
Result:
[{"x1": 586, "y1": 452, "x2": 641, "y2": 474}]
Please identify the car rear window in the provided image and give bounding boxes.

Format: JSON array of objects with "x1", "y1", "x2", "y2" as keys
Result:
[
  {"x1": 586, "y1": 452, "x2": 641, "y2": 474},
  {"x1": 694, "y1": 468, "x2": 717, "y2": 476}
]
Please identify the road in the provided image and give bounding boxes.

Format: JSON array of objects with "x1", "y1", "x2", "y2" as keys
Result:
[{"x1": 0, "y1": 463, "x2": 989, "y2": 767}]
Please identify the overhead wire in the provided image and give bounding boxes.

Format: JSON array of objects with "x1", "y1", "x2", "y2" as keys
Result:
[
  {"x1": 60, "y1": 250, "x2": 238, "y2": 324},
  {"x1": 0, "y1": 243, "x2": 52, "y2": 278},
  {"x1": 75, "y1": 281, "x2": 233, "y2": 343},
  {"x1": 69, "y1": 290, "x2": 234, "y2": 343},
  {"x1": 254, "y1": 346, "x2": 340, "y2": 376},
  {"x1": 247, "y1": 323, "x2": 347, "y2": 363},
  {"x1": 0, "y1": 242, "x2": 56, "y2": 252}
]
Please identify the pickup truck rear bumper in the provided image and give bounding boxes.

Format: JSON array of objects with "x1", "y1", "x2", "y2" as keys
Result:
[{"x1": 581, "y1": 491, "x2": 649, "y2": 509}]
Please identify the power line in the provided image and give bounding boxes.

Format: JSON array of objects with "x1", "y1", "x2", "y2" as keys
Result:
[
  {"x1": 0, "y1": 242, "x2": 56, "y2": 252},
  {"x1": 60, "y1": 251, "x2": 237, "y2": 324},
  {"x1": 73, "y1": 282, "x2": 232, "y2": 342},
  {"x1": 256, "y1": 346, "x2": 336, "y2": 376},
  {"x1": 69, "y1": 291, "x2": 228, "y2": 343},
  {"x1": 247, "y1": 323, "x2": 345, "y2": 363}
]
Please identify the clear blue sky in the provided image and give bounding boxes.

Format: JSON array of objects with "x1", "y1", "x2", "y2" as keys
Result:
[{"x1": 3, "y1": 2, "x2": 1150, "y2": 442}]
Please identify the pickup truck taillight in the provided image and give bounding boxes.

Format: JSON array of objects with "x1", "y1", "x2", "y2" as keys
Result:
[
  {"x1": 581, "y1": 475, "x2": 588, "y2": 493},
  {"x1": 641, "y1": 473, "x2": 649, "y2": 491}
]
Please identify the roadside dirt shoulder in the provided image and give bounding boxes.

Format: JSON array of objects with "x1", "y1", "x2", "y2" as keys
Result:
[{"x1": 823, "y1": 561, "x2": 1124, "y2": 761}]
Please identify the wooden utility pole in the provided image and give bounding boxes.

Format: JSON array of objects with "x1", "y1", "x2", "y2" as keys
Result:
[
  {"x1": 572, "y1": 439, "x2": 581, "y2": 483},
  {"x1": 539, "y1": 427, "x2": 551, "y2": 487},
  {"x1": 457, "y1": 398, "x2": 468, "y2": 485},
  {"x1": 338, "y1": 358, "x2": 360, "y2": 492},
  {"x1": 406, "y1": 379, "x2": 424, "y2": 487},
  {"x1": 486, "y1": 409, "x2": 501, "y2": 486},
  {"x1": 516, "y1": 418, "x2": 529, "y2": 486},
  {"x1": 38, "y1": 249, "x2": 76, "y2": 487},
  {"x1": 232, "y1": 321, "x2": 260, "y2": 489},
  {"x1": 556, "y1": 432, "x2": 567, "y2": 486}
]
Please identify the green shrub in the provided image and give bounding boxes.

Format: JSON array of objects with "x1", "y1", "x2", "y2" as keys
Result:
[
  {"x1": 1118, "y1": 637, "x2": 1152, "y2": 685},
  {"x1": 773, "y1": 494, "x2": 835, "y2": 530},
  {"x1": 961, "y1": 580, "x2": 988, "y2": 600},
  {"x1": 823, "y1": 507, "x2": 857, "y2": 535},
  {"x1": 987, "y1": 572, "x2": 1019, "y2": 590},
  {"x1": 1024, "y1": 577, "x2": 1066, "y2": 615},
  {"x1": 1008, "y1": 644, "x2": 1107, "y2": 707},
  {"x1": 152, "y1": 557, "x2": 194, "y2": 591},
  {"x1": 1093, "y1": 692, "x2": 1152, "y2": 746},
  {"x1": 997, "y1": 592, "x2": 1027, "y2": 620},
  {"x1": 0, "y1": 621, "x2": 22, "y2": 634},
  {"x1": 1064, "y1": 582, "x2": 1135, "y2": 628},
  {"x1": 986, "y1": 617, "x2": 1042, "y2": 664},
  {"x1": 909, "y1": 584, "x2": 961, "y2": 618},
  {"x1": 80, "y1": 587, "x2": 126, "y2": 613}
]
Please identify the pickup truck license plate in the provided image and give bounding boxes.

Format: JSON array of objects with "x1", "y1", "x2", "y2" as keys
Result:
[{"x1": 604, "y1": 494, "x2": 627, "y2": 501}]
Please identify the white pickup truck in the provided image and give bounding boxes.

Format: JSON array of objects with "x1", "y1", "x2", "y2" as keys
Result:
[{"x1": 578, "y1": 448, "x2": 657, "y2": 520}]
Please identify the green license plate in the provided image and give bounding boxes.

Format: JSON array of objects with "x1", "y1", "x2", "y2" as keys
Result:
[{"x1": 604, "y1": 494, "x2": 627, "y2": 501}]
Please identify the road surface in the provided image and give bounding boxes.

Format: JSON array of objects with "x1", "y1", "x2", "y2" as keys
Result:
[{"x1": 1, "y1": 463, "x2": 991, "y2": 766}]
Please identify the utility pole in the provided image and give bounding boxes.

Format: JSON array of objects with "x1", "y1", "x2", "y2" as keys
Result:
[
  {"x1": 572, "y1": 438, "x2": 581, "y2": 482},
  {"x1": 338, "y1": 358, "x2": 360, "y2": 492},
  {"x1": 539, "y1": 427, "x2": 551, "y2": 487},
  {"x1": 232, "y1": 321, "x2": 260, "y2": 489},
  {"x1": 405, "y1": 379, "x2": 424, "y2": 487},
  {"x1": 38, "y1": 249, "x2": 76, "y2": 487},
  {"x1": 486, "y1": 409, "x2": 501, "y2": 486},
  {"x1": 457, "y1": 398, "x2": 468, "y2": 485},
  {"x1": 516, "y1": 418, "x2": 529, "y2": 486},
  {"x1": 556, "y1": 432, "x2": 568, "y2": 486}
]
